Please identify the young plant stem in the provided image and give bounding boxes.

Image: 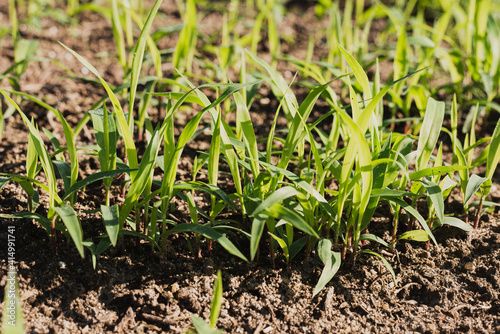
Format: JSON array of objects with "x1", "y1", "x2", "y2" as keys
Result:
[
  {"x1": 391, "y1": 205, "x2": 400, "y2": 246},
  {"x1": 51, "y1": 216, "x2": 57, "y2": 255},
  {"x1": 135, "y1": 205, "x2": 141, "y2": 249},
  {"x1": 269, "y1": 234, "x2": 275, "y2": 268},
  {"x1": 473, "y1": 196, "x2": 484, "y2": 229},
  {"x1": 407, "y1": 199, "x2": 417, "y2": 231}
]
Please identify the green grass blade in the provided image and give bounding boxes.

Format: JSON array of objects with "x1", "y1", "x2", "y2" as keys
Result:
[
  {"x1": 101, "y1": 204, "x2": 120, "y2": 246},
  {"x1": 417, "y1": 98, "x2": 445, "y2": 170},
  {"x1": 399, "y1": 230, "x2": 429, "y2": 242},
  {"x1": 111, "y1": 0, "x2": 127, "y2": 71},
  {"x1": 250, "y1": 159, "x2": 338, "y2": 220},
  {"x1": 441, "y1": 217, "x2": 472, "y2": 232},
  {"x1": 338, "y1": 43, "x2": 371, "y2": 98},
  {"x1": 250, "y1": 213, "x2": 267, "y2": 261},
  {"x1": 59, "y1": 43, "x2": 138, "y2": 176},
  {"x1": 393, "y1": 27, "x2": 407, "y2": 94},
  {"x1": 120, "y1": 122, "x2": 166, "y2": 225},
  {"x1": 173, "y1": 0, "x2": 197, "y2": 72},
  {"x1": 167, "y1": 224, "x2": 248, "y2": 261},
  {"x1": 63, "y1": 169, "x2": 134, "y2": 201},
  {"x1": 53, "y1": 205, "x2": 84, "y2": 258},
  {"x1": 0, "y1": 90, "x2": 59, "y2": 214},
  {"x1": 409, "y1": 165, "x2": 469, "y2": 181},
  {"x1": 90, "y1": 108, "x2": 117, "y2": 174},
  {"x1": 313, "y1": 239, "x2": 341, "y2": 297},
  {"x1": 419, "y1": 180, "x2": 444, "y2": 224},
  {"x1": 336, "y1": 109, "x2": 373, "y2": 239},
  {"x1": 486, "y1": 119, "x2": 500, "y2": 181},
  {"x1": 192, "y1": 316, "x2": 223, "y2": 334},
  {"x1": 53, "y1": 160, "x2": 72, "y2": 194},
  {"x1": 251, "y1": 186, "x2": 300, "y2": 216},
  {"x1": 390, "y1": 197, "x2": 437, "y2": 246},
  {"x1": 263, "y1": 206, "x2": 319, "y2": 238},
  {"x1": 128, "y1": 0, "x2": 164, "y2": 122},
  {"x1": 208, "y1": 110, "x2": 222, "y2": 207},
  {"x1": 235, "y1": 91, "x2": 259, "y2": 177},
  {"x1": 210, "y1": 270, "x2": 223, "y2": 328},
  {"x1": 246, "y1": 50, "x2": 299, "y2": 117},
  {"x1": 464, "y1": 174, "x2": 488, "y2": 205}
]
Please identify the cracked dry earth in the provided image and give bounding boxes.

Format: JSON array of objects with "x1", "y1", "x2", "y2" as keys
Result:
[{"x1": 1, "y1": 0, "x2": 500, "y2": 333}]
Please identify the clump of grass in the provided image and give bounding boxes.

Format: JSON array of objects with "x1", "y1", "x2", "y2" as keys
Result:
[{"x1": 1, "y1": 0, "x2": 499, "y2": 301}]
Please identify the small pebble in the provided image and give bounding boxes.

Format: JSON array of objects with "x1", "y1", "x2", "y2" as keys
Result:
[
  {"x1": 58, "y1": 261, "x2": 66, "y2": 269},
  {"x1": 464, "y1": 262, "x2": 475, "y2": 271}
]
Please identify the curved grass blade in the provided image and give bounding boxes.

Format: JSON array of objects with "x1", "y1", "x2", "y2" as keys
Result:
[
  {"x1": 313, "y1": 239, "x2": 341, "y2": 297},
  {"x1": 419, "y1": 180, "x2": 444, "y2": 224},
  {"x1": 360, "y1": 249, "x2": 396, "y2": 283},
  {"x1": 486, "y1": 120, "x2": 500, "y2": 182},
  {"x1": 409, "y1": 165, "x2": 469, "y2": 181},
  {"x1": 263, "y1": 205, "x2": 319, "y2": 238},
  {"x1": 417, "y1": 98, "x2": 445, "y2": 170},
  {"x1": 128, "y1": 0, "x2": 164, "y2": 123},
  {"x1": 63, "y1": 169, "x2": 134, "y2": 201},
  {"x1": 60, "y1": 43, "x2": 139, "y2": 176},
  {"x1": 399, "y1": 230, "x2": 429, "y2": 242},
  {"x1": 440, "y1": 217, "x2": 473, "y2": 232},
  {"x1": 465, "y1": 174, "x2": 488, "y2": 205},
  {"x1": 101, "y1": 205, "x2": 119, "y2": 246},
  {"x1": 0, "y1": 90, "x2": 59, "y2": 215},
  {"x1": 53, "y1": 205, "x2": 84, "y2": 258},
  {"x1": 251, "y1": 186, "x2": 301, "y2": 216},
  {"x1": 192, "y1": 316, "x2": 223, "y2": 334},
  {"x1": 210, "y1": 270, "x2": 223, "y2": 329},
  {"x1": 250, "y1": 213, "x2": 267, "y2": 261},
  {"x1": 246, "y1": 50, "x2": 299, "y2": 118},
  {"x1": 338, "y1": 43, "x2": 371, "y2": 98},
  {"x1": 389, "y1": 197, "x2": 437, "y2": 246},
  {"x1": 166, "y1": 224, "x2": 248, "y2": 261}
]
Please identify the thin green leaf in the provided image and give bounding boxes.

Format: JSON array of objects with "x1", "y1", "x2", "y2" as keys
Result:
[
  {"x1": 192, "y1": 316, "x2": 223, "y2": 334},
  {"x1": 465, "y1": 174, "x2": 489, "y2": 205},
  {"x1": 440, "y1": 217, "x2": 472, "y2": 232},
  {"x1": 398, "y1": 230, "x2": 430, "y2": 242},
  {"x1": 128, "y1": 0, "x2": 164, "y2": 122},
  {"x1": 338, "y1": 43, "x2": 371, "y2": 98},
  {"x1": 417, "y1": 98, "x2": 445, "y2": 170},
  {"x1": 166, "y1": 224, "x2": 248, "y2": 261},
  {"x1": 251, "y1": 186, "x2": 300, "y2": 216},
  {"x1": 53, "y1": 205, "x2": 84, "y2": 258},
  {"x1": 210, "y1": 270, "x2": 223, "y2": 329},
  {"x1": 419, "y1": 180, "x2": 444, "y2": 224},
  {"x1": 313, "y1": 239, "x2": 341, "y2": 297},
  {"x1": 59, "y1": 43, "x2": 139, "y2": 176},
  {"x1": 486, "y1": 120, "x2": 500, "y2": 181},
  {"x1": 360, "y1": 249, "x2": 396, "y2": 283},
  {"x1": 63, "y1": 169, "x2": 134, "y2": 201},
  {"x1": 389, "y1": 198, "x2": 437, "y2": 245},
  {"x1": 263, "y1": 205, "x2": 319, "y2": 238},
  {"x1": 101, "y1": 205, "x2": 120, "y2": 246},
  {"x1": 409, "y1": 165, "x2": 469, "y2": 181}
]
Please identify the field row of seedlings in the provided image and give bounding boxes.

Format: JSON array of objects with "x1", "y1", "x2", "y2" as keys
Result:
[{"x1": 1, "y1": 0, "x2": 500, "y2": 332}]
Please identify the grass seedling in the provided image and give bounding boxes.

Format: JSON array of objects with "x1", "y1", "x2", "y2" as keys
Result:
[{"x1": 191, "y1": 270, "x2": 224, "y2": 333}]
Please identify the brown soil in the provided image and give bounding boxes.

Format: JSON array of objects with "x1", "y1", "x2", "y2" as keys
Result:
[{"x1": 1, "y1": 1, "x2": 500, "y2": 333}]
